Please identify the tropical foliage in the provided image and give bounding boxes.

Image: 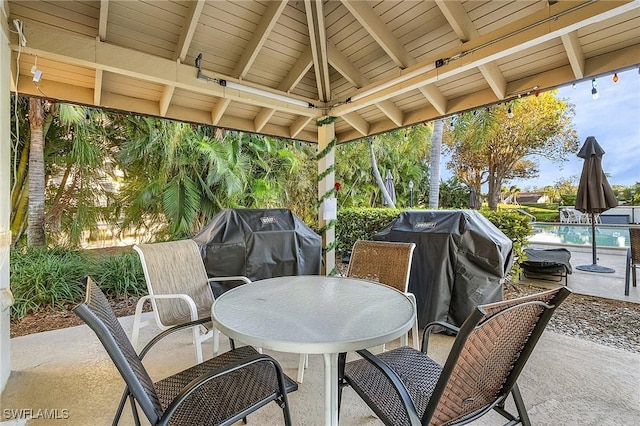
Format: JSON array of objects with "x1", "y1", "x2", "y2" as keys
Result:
[{"x1": 445, "y1": 92, "x2": 579, "y2": 210}]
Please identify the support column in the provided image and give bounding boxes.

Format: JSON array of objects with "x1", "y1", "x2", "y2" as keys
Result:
[
  {"x1": 317, "y1": 119, "x2": 336, "y2": 275},
  {"x1": 1, "y1": 2, "x2": 13, "y2": 392}
]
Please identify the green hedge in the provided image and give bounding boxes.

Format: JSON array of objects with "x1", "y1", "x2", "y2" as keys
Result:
[
  {"x1": 9, "y1": 247, "x2": 146, "y2": 320},
  {"x1": 336, "y1": 208, "x2": 401, "y2": 253}
]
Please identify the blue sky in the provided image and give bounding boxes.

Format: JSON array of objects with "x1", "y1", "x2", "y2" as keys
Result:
[
  {"x1": 442, "y1": 68, "x2": 640, "y2": 190},
  {"x1": 511, "y1": 68, "x2": 640, "y2": 190}
]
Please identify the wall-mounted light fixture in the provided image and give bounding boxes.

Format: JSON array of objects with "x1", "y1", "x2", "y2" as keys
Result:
[
  {"x1": 195, "y1": 54, "x2": 315, "y2": 108},
  {"x1": 591, "y1": 79, "x2": 599, "y2": 99}
]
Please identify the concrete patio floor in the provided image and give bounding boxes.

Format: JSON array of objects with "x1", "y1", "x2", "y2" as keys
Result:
[{"x1": 2, "y1": 244, "x2": 639, "y2": 425}]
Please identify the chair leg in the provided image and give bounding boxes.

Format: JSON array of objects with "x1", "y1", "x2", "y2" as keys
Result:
[
  {"x1": 297, "y1": 354, "x2": 307, "y2": 383},
  {"x1": 625, "y1": 249, "x2": 632, "y2": 296},
  {"x1": 212, "y1": 328, "x2": 220, "y2": 356},
  {"x1": 130, "y1": 299, "x2": 147, "y2": 348},
  {"x1": 408, "y1": 293, "x2": 419, "y2": 349},
  {"x1": 193, "y1": 326, "x2": 203, "y2": 364},
  {"x1": 511, "y1": 383, "x2": 532, "y2": 426}
]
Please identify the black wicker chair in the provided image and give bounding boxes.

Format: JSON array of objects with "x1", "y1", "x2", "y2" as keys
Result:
[
  {"x1": 340, "y1": 286, "x2": 571, "y2": 426},
  {"x1": 73, "y1": 277, "x2": 297, "y2": 426},
  {"x1": 625, "y1": 228, "x2": 640, "y2": 296}
]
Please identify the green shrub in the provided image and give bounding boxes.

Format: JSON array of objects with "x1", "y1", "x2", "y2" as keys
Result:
[
  {"x1": 9, "y1": 247, "x2": 89, "y2": 319},
  {"x1": 535, "y1": 211, "x2": 560, "y2": 222},
  {"x1": 336, "y1": 208, "x2": 401, "y2": 253},
  {"x1": 89, "y1": 251, "x2": 147, "y2": 297},
  {"x1": 560, "y1": 194, "x2": 577, "y2": 206},
  {"x1": 521, "y1": 203, "x2": 559, "y2": 210}
]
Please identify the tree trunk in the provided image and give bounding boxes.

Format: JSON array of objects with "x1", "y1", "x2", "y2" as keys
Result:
[
  {"x1": 369, "y1": 139, "x2": 396, "y2": 208},
  {"x1": 487, "y1": 175, "x2": 500, "y2": 210},
  {"x1": 27, "y1": 98, "x2": 47, "y2": 247},
  {"x1": 429, "y1": 119, "x2": 444, "y2": 209}
]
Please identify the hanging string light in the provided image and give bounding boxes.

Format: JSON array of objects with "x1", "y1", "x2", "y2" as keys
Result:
[
  {"x1": 613, "y1": 73, "x2": 619, "y2": 83},
  {"x1": 507, "y1": 105, "x2": 514, "y2": 119},
  {"x1": 591, "y1": 79, "x2": 599, "y2": 99}
]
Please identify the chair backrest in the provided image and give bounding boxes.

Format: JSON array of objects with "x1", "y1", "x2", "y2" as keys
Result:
[
  {"x1": 424, "y1": 286, "x2": 571, "y2": 425},
  {"x1": 134, "y1": 239, "x2": 214, "y2": 327},
  {"x1": 73, "y1": 278, "x2": 163, "y2": 424},
  {"x1": 346, "y1": 240, "x2": 416, "y2": 292},
  {"x1": 630, "y1": 228, "x2": 640, "y2": 263}
]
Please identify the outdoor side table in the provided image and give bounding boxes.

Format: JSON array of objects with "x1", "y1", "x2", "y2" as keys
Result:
[{"x1": 211, "y1": 275, "x2": 415, "y2": 426}]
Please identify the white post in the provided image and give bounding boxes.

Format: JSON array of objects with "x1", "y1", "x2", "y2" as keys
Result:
[
  {"x1": 317, "y1": 121, "x2": 336, "y2": 275},
  {"x1": 1, "y1": 0, "x2": 13, "y2": 391}
]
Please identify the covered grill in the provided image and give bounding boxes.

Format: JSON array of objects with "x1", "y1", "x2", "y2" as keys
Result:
[
  {"x1": 374, "y1": 210, "x2": 513, "y2": 327},
  {"x1": 193, "y1": 209, "x2": 322, "y2": 296}
]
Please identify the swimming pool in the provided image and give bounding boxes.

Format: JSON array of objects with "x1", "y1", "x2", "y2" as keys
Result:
[{"x1": 529, "y1": 224, "x2": 630, "y2": 248}]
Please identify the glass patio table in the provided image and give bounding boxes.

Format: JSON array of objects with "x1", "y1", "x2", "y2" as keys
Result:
[{"x1": 210, "y1": 275, "x2": 415, "y2": 426}]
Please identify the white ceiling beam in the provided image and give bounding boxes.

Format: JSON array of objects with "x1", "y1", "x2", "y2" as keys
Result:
[
  {"x1": 277, "y1": 48, "x2": 313, "y2": 92},
  {"x1": 342, "y1": 0, "x2": 413, "y2": 68},
  {"x1": 436, "y1": 0, "x2": 506, "y2": 100},
  {"x1": 211, "y1": 98, "x2": 231, "y2": 125},
  {"x1": 93, "y1": 68, "x2": 102, "y2": 105},
  {"x1": 289, "y1": 116, "x2": 312, "y2": 139},
  {"x1": 342, "y1": 112, "x2": 369, "y2": 136},
  {"x1": 233, "y1": 0, "x2": 286, "y2": 79},
  {"x1": 175, "y1": 0, "x2": 204, "y2": 62},
  {"x1": 478, "y1": 62, "x2": 507, "y2": 100},
  {"x1": 254, "y1": 108, "x2": 275, "y2": 132},
  {"x1": 419, "y1": 86, "x2": 447, "y2": 115},
  {"x1": 251, "y1": 48, "x2": 314, "y2": 139},
  {"x1": 375, "y1": 100, "x2": 404, "y2": 127},
  {"x1": 342, "y1": 0, "x2": 448, "y2": 117},
  {"x1": 327, "y1": 40, "x2": 368, "y2": 88},
  {"x1": 98, "y1": 0, "x2": 109, "y2": 41},
  {"x1": 332, "y1": 0, "x2": 639, "y2": 115},
  {"x1": 328, "y1": 40, "x2": 404, "y2": 127},
  {"x1": 305, "y1": 0, "x2": 330, "y2": 101},
  {"x1": 435, "y1": 0, "x2": 473, "y2": 42},
  {"x1": 159, "y1": 84, "x2": 175, "y2": 116},
  {"x1": 561, "y1": 31, "x2": 585, "y2": 79},
  {"x1": 16, "y1": 20, "x2": 320, "y2": 117}
]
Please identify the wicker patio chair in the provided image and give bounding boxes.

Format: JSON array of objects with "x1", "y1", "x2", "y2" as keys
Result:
[
  {"x1": 296, "y1": 240, "x2": 418, "y2": 384},
  {"x1": 346, "y1": 240, "x2": 418, "y2": 349},
  {"x1": 625, "y1": 228, "x2": 640, "y2": 296},
  {"x1": 133, "y1": 239, "x2": 251, "y2": 363},
  {"x1": 74, "y1": 278, "x2": 297, "y2": 426},
  {"x1": 341, "y1": 286, "x2": 571, "y2": 426}
]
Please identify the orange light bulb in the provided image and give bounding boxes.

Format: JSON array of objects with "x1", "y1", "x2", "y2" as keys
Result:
[{"x1": 613, "y1": 73, "x2": 619, "y2": 83}]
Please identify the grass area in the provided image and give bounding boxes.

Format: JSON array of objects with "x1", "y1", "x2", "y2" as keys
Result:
[{"x1": 497, "y1": 203, "x2": 559, "y2": 222}]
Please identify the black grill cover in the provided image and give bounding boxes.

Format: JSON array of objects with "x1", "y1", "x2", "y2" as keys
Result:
[
  {"x1": 374, "y1": 210, "x2": 512, "y2": 328},
  {"x1": 193, "y1": 209, "x2": 321, "y2": 296}
]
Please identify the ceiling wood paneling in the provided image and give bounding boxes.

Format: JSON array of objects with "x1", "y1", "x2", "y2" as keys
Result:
[{"x1": 6, "y1": 0, "x2": 639, "y2": 144}]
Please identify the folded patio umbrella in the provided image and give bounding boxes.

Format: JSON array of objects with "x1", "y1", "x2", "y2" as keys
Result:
[
  {"x1": 575, "y1": 136, "x2": 618, "y2": 273},
  {"x1": 382, "y1": 170, "x2": 396, "y2": 206}
]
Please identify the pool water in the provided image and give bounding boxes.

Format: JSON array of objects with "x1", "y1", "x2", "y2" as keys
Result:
[{"x1": 529, "y1": 224, "x2": 629, "y2": 248}]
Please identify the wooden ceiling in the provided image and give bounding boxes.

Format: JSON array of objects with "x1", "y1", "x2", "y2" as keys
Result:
[{"x1": 5, "y1": 0, "x2": 640, "y2": 143}]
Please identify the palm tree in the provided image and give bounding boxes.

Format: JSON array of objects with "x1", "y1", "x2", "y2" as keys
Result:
[
  {"x1": 429, "y1": 119, "x2": 444, "y2": 209},
  {"x1": 26, "y1": 98, "x2": 47, "y2": 246}
]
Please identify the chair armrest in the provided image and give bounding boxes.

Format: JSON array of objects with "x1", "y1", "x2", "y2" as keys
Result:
[
  {"x1": 421, "y1": 321, "x2": 460, "y2": 353},
  {"x1": 208, "y1": 276, "x2": 251, "y2": 284},
  {"x1": 352, "y1": 349, "x2": 422, "y2": 426},
  {"x1": 138, "y1": 318, "x2": 211, "y2": 360},
  {"x1": 136, "y1": 293, "x2": 199, "y2": 322},
  {"x1": 159, "y1": 352, "x2": 292, "y2": 425}
]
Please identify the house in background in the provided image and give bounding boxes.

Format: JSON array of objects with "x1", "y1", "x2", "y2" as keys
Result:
[{"x1": 504, "y1": 192, "x2": 551, "y2": 205}]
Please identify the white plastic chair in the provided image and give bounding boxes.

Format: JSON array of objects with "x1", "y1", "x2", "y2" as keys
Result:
[{"x1": 132, "y1": 239, "x2": 250, "y2": 363}]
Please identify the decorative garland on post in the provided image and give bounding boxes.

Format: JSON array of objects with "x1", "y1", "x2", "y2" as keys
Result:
[{"x1": 316, "y1": 116, "x2": 338, "y2": 275}]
